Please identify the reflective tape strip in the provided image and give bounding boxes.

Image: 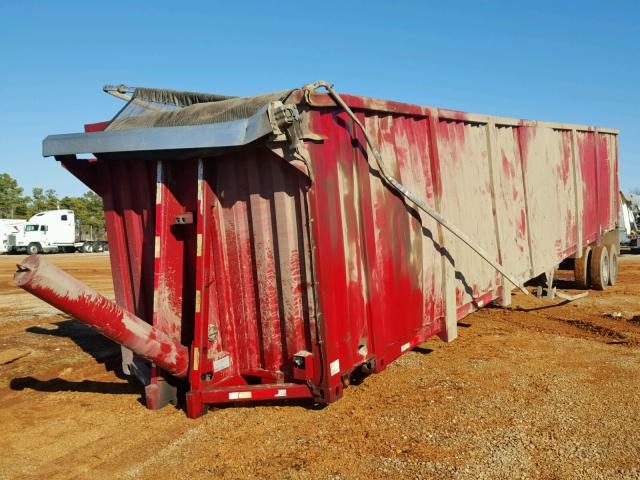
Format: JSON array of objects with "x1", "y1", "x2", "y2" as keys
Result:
[
  {"x1": 193, "y1": 347, "x2": 199, "y2": 371},
  {"x1": 229, "y1": 391, "x2": 252, "y2": 400}
]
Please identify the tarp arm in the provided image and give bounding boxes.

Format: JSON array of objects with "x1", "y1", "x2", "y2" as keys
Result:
[
  {"x1": 103, "y1": 84, "x2": 165, "y2": 112},
  {"x1": 103, "y1": 84, "x2": 135, "y2": 102},
  {"x1": 303, "y1": 80, "x2": 528, "y2": 295}
]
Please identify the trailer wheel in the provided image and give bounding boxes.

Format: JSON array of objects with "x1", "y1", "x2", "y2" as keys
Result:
[
  {"x1": 27, "y1": 243, "x2": 41, "y2": 255},
  {"x1": 574, "y1": 246, "x2": 591, "y2": 289},
  {"x1": 95, "y1": 243, "x2": 104, "y2": 253},
  {"x1": 590, "y1": 245, "x2": 609, "y2": 290},
  {"x1": 82, "y1": 243, "x2": 93, "y2": 253},
  {"x1": 608, "y1": 245, "x2": 618, "y2": 286}
]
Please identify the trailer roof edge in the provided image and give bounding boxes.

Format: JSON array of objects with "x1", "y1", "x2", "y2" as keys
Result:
[{"x1": 42, "y1": 105, "x2": 273, "y2": 157}]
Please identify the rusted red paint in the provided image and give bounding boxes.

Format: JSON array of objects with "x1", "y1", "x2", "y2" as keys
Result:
[
  {"x1": 578, "y1": 132, "x2": 599, "y2": 243},
  {"x1": 596, "y1": 133, "x2": 612, "y2": 231},
  {"x1": 558, "y1": 131, "x2": 572, "y2": 185},
  {"x1": 35, "y1": 87, "x2": 619, "y2": 417},
  {"x1": 149, "y1": 160, "x2": 198, "y2": 400},
  {"x1": 437, "y1": 109, "x2": 470, "y2": 122}
]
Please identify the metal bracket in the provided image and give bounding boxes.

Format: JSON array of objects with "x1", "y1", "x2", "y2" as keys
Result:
[
  {"x1": 267, "y1": 101, "x2": 304, "y2": 150},
  {"x1": 267, "y1": 101, "x2": 300, "y2": 135},
  {"x1": 174, "y1": 212, "x2": 194, "y2": 225}
]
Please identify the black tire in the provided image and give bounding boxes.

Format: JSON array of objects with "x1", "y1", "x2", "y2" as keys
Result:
[
  {"x1": 82, "y1": 243, "x2": 93, "y2": 253},
  {"x1": 27, "y1": 243, "x2": 41, "y2": 256},
  {"x1": 95, "y1": 243, "x2": 104, "y2": 253},
  {"x1": 590, "y1": 245, "x2": 609, "y2": 291},
  {"x1": 574, "y1": 246, "x2": 591, "y2": 289},
  {"x1": 608, "y1": 245, "x2": 618, "y2": 286}
]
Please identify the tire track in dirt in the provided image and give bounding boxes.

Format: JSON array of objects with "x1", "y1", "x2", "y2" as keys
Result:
[{"x1": 1, "y1": 254, "x2": 639, "y2": 479}]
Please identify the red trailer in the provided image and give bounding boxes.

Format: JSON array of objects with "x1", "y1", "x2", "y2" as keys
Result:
[{"x1": 20, "y1": 81, "x2": 618, "y2": 417}]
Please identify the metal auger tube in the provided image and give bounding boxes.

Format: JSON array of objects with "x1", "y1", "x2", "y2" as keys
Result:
[{"x1": 13, "y1": 255, "x2": 189, "y2": 378}]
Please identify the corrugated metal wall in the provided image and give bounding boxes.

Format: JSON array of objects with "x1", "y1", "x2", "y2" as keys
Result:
[
  {"x1": 304, "y1": 102, "x2": 618, "y2": 376},
  {"x1": 198, "y1": 150, "x2": 314, "y2": 380}
]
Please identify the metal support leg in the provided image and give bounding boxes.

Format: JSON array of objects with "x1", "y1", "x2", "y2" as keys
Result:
[
  {"x1": 536, "y1": 268, "x2": 556, "y2": 299},
  {"x1": 438, "y1": 262, "x2": 458, "y2": 342},
  {"x1": 545, "y1": 268, "x2": 556, "y2": 299},
  {"x1": 145, "y1": 378, "x2": 178, "y2": 409},
  {"x1": 500, "y1": 275, "x2": 512, "y2": 307}
]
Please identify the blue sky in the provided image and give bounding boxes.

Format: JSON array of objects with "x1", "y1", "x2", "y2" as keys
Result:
[{"x1": 0, "y1": 1, "x2": 638, "y2": 196}]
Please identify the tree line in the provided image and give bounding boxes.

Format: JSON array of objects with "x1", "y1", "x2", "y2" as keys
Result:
[{"x1": 0, "y1": 172, "x2": 105, "y2": 237}]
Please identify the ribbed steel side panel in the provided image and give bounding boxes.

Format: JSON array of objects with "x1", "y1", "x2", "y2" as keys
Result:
[
  {"x1": 62, "y1": 157, "x2": 157, "y2": 321},
  {"x1": 197, "y1": 150, "x2": 314, "y2": 382},
  {"x1": 436, "y1": 119, "x2": 500, "y2": 305},
  {"x1": 493, "y1": 126, "x2": 531, "y2": 281},
  {"x1": 307, "y1": 110, "x2": 446, "y2": 384},
  {"x1": 304, "y1": 103, "x2": 619, "y2": 384}
]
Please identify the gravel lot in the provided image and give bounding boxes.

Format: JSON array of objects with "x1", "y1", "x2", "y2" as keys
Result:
[{"x1": 0, "y1": 253, "x2": 639, "y2": 479}]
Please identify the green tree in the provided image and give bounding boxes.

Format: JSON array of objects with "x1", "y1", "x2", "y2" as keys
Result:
[
  {"x1": 0, "y1": 173, "x2": 28, "y2": 218},
  {"x1": 28, "y1": 188, "x2": 60, "y2": 216},
  {"x1": 82, "y1": 191, "x2": 105, "y2": 240},
  {"x1": 60, "y1": 191, "x2": 105, "y2": 240}
]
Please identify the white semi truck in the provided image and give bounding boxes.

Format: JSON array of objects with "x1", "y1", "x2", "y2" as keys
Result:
[
  {"x1": 0, "y1": 219, "x2": 26, "y2": 254},
  {"x1": 6, "y1": 209, "x2": 108, "y2": 254},
  {"x1": 620, "y1": 192, "x2": 640, "y2": 248}
]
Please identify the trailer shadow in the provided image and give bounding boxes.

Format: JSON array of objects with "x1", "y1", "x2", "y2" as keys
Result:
[
  {"x1": 10, "y1": 376, "x2": 140, "y2": 395},
  {"x1": 211, "y1": 398, "x2": 328, "y2": 413},
  {"x1": 10, "y1": 319, "x2": 142, "y2": 396},
  {"x1": 514, "y1": 299, "x2": 572, "y2": 312}
]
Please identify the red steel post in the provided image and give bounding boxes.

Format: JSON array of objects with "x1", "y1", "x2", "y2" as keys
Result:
[{"x1": 13, "y1": 255, "x2": 189, "y2": 378}]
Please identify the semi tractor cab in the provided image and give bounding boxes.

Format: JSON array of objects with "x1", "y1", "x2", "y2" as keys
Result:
[
  {"x1": 7, "y1": 209, "x2": 108, "y2": 254},
  {"x1": 0, "y1": 220, "x2": 26, "y2": 254}
]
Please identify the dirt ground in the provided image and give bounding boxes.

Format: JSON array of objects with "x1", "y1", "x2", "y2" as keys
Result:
[{"x1": 0, "y1": 253, "x2": 639, "y2": 480}]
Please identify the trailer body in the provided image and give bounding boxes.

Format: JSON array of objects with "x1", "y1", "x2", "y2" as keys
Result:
[{"x1": 32, "y1": 84, "x2": 618, "y2": 417}]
